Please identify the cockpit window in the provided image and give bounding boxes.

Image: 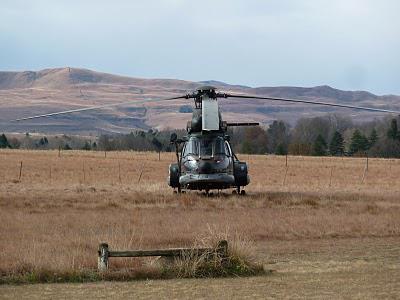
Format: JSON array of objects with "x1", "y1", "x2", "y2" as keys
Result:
[
  {"x1": 183, "y1": 137, "x2": 229, "y2": 157},
  {"x1": 200, "y1": 139, "x2": 213, "y2": 156},
  {"x1": 183, "y1": 138, "x2": 199, "y2": 157},
  {"x1": 214, "y1": 138, "x2": 226, "y2": 155}
]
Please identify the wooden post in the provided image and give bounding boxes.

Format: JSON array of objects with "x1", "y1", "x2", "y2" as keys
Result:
[
  {"x1": 361, "y1": 166, "x2": 368, "y2": 184},
  {"x1": 216, "y1": 240, "x2": 228, "y2": 258},
  {"x1": 118, "y1": 162, "x2": 121, "y2": 184},
  {"x1": 137, "y1": 163, "x2": 145, "y2": 183},
  {"x1": 58, "y1": 146, "x2": 61, "y2": 158},
  {"x1": 329, "y1": 166, "x2": 333, "y2": 188},
  {"x1": 98, "y1": 243, "x2": 109, "y2": 271},
  {"x1": 49, "y1": 165, "x2": 52, "y2": 181},
  {"x1": 83, "y1": 162, "x2": 86, "y2": 183},
  {"x1": 366, "y1": 154, "x2": 369, "y2": 171},
  {"x1": 285, "y1": 154, "x2": 288, "y2": 168},
  {"x1": 158, "y1": 151, "x2": 161, "y2": 161},
  {"x1": 18, "y1": 161, "x2": 23, "y2": 181},
  {"x1": 282, "y1": 166, "x2": 289, "y2": 186}
]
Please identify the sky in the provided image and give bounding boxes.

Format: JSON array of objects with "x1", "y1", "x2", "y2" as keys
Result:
[{"x1": 1, "y1": 0, "x2": 399, "y2": 95}]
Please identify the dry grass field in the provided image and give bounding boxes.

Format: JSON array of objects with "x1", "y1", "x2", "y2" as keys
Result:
[{"x1": 1, "y1": 149, "x2": 400, "y2": 298}]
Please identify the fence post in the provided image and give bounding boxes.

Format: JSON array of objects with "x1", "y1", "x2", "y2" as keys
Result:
[
  {"x1": 329, "y1": 166, "x2": 333, "y2": 188},
  {"x1": 217, "y1": 240, "x2": 228, "y2": 258},
  {"x1": 83, "y1": 162, "x2": 86, "y2": 183},
  {"x1": 18, "y1": 161, "x2": 23, "y2": 181},
  {"x1": 98, "y1": 243, "x2": 109, "y2": 272},
  {"x1": 361, "y1": 165, "x2": 368, "y2": 184},
  {"x1": 137, "y1": 163, "x2": 145, "y2": 183},
  {"x1": 118, "y1": 162, "x2": 121, "y2": 184},
  {"x1": 282, "y1": 166, "x2": 289, "y2": 186}
]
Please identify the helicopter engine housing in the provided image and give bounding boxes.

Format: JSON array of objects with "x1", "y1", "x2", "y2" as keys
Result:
[
  {"x1": 234, "y1": 161, "x2": 250, "y2": 186},
  {"x1": 168, "y1": 163, "x2": 180, "y2": 188},
  {"x1": 187, "y1": 108, "x2": 202, "y2": 133}
]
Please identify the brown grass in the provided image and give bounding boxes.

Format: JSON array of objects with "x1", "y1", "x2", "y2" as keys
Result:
[{"x1": 1, "y1": 149, "x2": 400, "y2": 283}]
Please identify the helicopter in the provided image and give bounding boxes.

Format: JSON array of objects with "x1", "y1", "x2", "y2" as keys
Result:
[
  {"x1": 168, "y1": 86, "x2": 259, "y2": 195},
  {"x1": 12, "y1": 85, "x2": 400, "y2": 195}
]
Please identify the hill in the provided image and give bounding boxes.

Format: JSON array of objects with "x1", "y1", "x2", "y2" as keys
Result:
[{"x1": 0, "y1": 67, "x2": 399, "y2": 134}]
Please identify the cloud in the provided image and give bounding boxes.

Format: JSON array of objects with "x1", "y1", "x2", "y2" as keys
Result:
[{"x1": 0, "y1": 0, "x2": 399, "y2": 94}]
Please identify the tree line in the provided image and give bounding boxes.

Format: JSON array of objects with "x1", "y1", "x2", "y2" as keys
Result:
[
  {"x1": 228, "y1": 115, "x2": 400, "y2": 158},
  {"x1": 1, "y1": 115, "x2": 399, "y2": 158},
  {"x1": 0, "y1": 130, "x2": 185, "y2": 152}
]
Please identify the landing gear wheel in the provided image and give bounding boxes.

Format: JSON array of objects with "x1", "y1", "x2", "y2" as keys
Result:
[{"x1": 240, "y1": 190, "x2": 246, "y2": 196}]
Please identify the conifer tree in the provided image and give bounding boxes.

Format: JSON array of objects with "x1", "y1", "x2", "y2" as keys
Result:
[
  {"x1": 349, "y1": 129, "x2": 369, "y2": 155},
  {"x1": 387, "y1": 119, "x2": 399, "y2": 140},
  {"x1": 368, "y1": 128, "x2": 378, "y2": 147},
  {"x1": 313, "y1": 134, "x2": 327, "y2": 156},
  {"x1": 0, "y1": 134, "x2": 10, "y2": 148},
  {"x1": 82, "y1": 141, "x2": 92, "y2": 150},
  {"x1": 329, "y1": 131, "x2": 344, "y2": 156},
  {"x1": 275, "y1": 143, "x2": 287, "y2": 155}
]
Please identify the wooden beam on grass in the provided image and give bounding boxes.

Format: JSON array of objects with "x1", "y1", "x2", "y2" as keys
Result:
[{"x1": 97, "y1": 240, "x2": 228, "y2": 271}]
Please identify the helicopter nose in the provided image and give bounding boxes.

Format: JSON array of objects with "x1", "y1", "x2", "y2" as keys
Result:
[{"x1": 198, "y1": 161, "x2": 213, "y2": 174}]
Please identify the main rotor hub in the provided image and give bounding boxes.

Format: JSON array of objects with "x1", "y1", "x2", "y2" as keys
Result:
[{"x1": 185, "y1": 86, "x2": 227, "y2": 108}]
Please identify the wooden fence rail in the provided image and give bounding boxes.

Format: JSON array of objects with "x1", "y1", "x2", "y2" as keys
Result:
[{"x1": 98, "y1": 240, "x2": 228, "y2": 271}]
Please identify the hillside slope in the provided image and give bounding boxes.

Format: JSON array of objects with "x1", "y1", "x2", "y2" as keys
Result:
[{"x1": 0, "y1": 67, "x2": 398, "y2": 134}]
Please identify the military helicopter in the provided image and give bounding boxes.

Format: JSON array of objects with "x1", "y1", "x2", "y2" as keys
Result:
[
  {"x1": 12, "y1": 85, "x2": 400, "y2": 195},
  {"x1": 168, "y1": 86, "x2": 259, "y2": 195}
]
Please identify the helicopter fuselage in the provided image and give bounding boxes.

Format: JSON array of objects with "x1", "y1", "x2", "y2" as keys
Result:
[
  {"x1": 168, "y1": 131, "x2": 250, "y2": 192},
  {"x1": 179, "y1": 132, "x2": 235, "y2": 190}
]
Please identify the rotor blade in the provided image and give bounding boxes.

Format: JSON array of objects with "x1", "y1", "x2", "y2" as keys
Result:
[
  {"x1": 11, "y1": 95, "x2": 187, "y2": 122},
  {"x1": 225, "y1": 94, "x2": 400, "y2": 114},
  {"x1": 226, "y1": 122, "x2": 259, "y2": 126}
]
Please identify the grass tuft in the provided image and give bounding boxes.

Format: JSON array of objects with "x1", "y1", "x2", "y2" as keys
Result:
[
  {"x1": 165, "y1": 230, "x2": 265, "y2": 278},
  {"x1": 1, "y1": 233, "x2": 265, "y2": 284}
]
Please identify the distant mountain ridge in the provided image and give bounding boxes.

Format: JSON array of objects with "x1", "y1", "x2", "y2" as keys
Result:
[
  {"x1": 0, "y1": 67, "x2": 387, "y2": 98},
  {"x1": 0, "y1": 68, "x2": 198, "y2": 90},
  {"x1": 0, "y1": 67, "x2": 398, "y2": 134},
  {"x1": 252, "y1": 85, "x2": 378, "y2": 102}
]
